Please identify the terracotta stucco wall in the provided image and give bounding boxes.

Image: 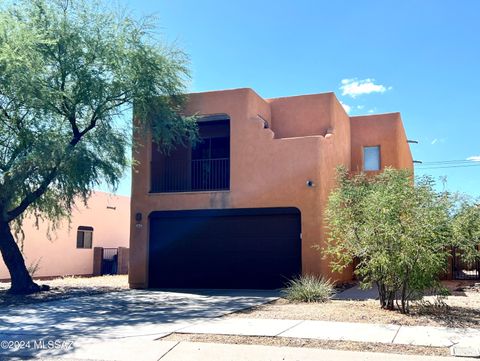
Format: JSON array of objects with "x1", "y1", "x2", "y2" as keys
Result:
[
  {"x1": 0, "y1": 192, "x2": 130, "y2": 280},
  {"x1": 129, "y1": 88, "x2": 412, "y2": 288},
  {"x1": 395, "y1": 118, "x2": 414, "y2": 169},
  {"x1": 315, "y1": 95, "x2": 353, "y2": 281},
  {"x1": 350, "y1": 113, "x2": 413, "y2": 173},
  {"x1": 268, "y1": 93, "x2": 333, "y2": 138}
]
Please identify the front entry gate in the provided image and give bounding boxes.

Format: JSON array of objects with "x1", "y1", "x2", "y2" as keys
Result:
[
  {"x1": 452, "y1": 247, "x2": 480, "y2": 280},
  {"x1": 101, "y1": 248, "x2": 119, "y2": 275}
]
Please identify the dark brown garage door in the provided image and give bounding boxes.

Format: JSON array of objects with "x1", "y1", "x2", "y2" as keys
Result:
[{"x1": 148, "y1": 208, "x2": 301, "y2": 289}]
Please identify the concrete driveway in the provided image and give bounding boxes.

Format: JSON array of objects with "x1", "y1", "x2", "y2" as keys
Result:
[{"x1": 0, "y1": 289, "x2": 278, "y2": 359}]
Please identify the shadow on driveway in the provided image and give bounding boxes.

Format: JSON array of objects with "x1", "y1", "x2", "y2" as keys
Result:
[{"x1": 0, "y1": 288, "x2": 278, "y2": 359}]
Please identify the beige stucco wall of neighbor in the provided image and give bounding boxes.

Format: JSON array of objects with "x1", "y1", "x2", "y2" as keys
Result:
[
  {"x1": 0, "y1": 192, "x2": 130, "y2": 280},
  {"x1": 129, "y1": 88, "x2": 413, "y2": 288}
]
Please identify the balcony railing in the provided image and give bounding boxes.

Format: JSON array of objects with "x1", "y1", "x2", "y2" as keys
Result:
[{"x1": 151, "y1": 158, "x2": 230, "y2": 193}]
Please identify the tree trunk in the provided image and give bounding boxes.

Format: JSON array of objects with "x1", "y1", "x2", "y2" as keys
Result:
[
  {"x1": 377, "y1": 282, "x2": 386, "y2": 308},
  {"x1": 0, "y1": 221, "x2": 48, "y2": 294},
  {"x1": 400, "y1": 280, "x2": 410, "y2": 314},
  {"x1": 387, "y1": 292, "x2": 395, "y2": 310}
]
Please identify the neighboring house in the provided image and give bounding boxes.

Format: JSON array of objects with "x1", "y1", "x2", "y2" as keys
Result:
[
  {"x1": 129, "y1": 88, "x2": 413, "y2": 289},
  {"x1": 0, "y1": 192, "x2": 130, "y2": 280}
]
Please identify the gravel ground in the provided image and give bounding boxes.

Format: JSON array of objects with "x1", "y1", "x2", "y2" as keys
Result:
[
  {"x1": 227, "y1": 281, "x2": 480, "y2": 328},
  {"x1": 162, "y1": 333, "x2": 450, "y2": 357},
  {"x1": 161, "y1": 281, "x2": 477, "y2": 357},
  {"x1": 0, "y1": 275, "x2": 128, "y2": 307}
]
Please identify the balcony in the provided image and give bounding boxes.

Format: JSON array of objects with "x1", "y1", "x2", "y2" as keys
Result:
[
  {"x1": 151, "y1": 158, "x2": 230, "y2": 193},
  {"x1": 150, "y1": 116, "x2": 230, "y2": 193}
]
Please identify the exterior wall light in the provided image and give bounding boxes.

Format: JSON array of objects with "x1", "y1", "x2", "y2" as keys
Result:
[{"x1": 135, "y1": 212, "x2": 143, "y2": 228}]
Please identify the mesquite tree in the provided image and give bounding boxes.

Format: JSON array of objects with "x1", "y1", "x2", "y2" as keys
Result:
[
  {"x1": 451, "y1": 198, "x2": 480, "y2": 263},
  {"x1": 0, "y1": 0, "x2": 197, "y2": 294},
  {"x1": 324, "y1": 167, "x2": 451, "y2": 313}
]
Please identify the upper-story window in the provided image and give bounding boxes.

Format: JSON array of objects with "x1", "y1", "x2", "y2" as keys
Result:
[
  {"x1": 77, "y1": 226, "x2": 93, "y2": 249},
  {"x1": 151, "y1": 115, "x2": 230, "y2": 193},
  {"x1": 363, "y1": 146, "x2": 381, "y2": 171}
]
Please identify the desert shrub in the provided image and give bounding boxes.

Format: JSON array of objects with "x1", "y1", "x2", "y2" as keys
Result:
[
  {"x1": 282, "y1": 275, "x2": 334, "y2": 303},
  {"x1": 324, "y1": 167, "x2": 451, "y2": 313}
]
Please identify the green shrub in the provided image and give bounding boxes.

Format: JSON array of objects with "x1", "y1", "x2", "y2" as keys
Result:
[
  {"x1": 324, "y1": 167, "x2": 453, "y2": 313},
  {"x1": 282, "y1": 275, "x2": 334, "y2": 303}
]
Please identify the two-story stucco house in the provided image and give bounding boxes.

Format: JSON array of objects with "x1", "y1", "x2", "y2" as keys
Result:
[{"x1": 129, "y1": 88, "x2": 413, "y2": 289}]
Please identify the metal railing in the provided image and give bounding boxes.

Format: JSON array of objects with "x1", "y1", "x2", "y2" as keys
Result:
[
  {"x1": 452, "y1": 247, "x2": 480, "y2": 280},
  {"x1": 101, "y1": 248, "x2": 118, "y2": 275},
  {"x1": 151, "y1": 158, "x2": 230, "y2": 193}
]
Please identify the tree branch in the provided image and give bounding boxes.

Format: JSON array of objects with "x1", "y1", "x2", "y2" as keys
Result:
[
  {"x1": 6, "y1": 165, "x2": 58, "y2": 221},
  {"x1": 6, "y1": 117, "x2": 97, "y2": 222}
]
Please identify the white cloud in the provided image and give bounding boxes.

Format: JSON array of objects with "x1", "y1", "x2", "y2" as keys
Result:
[
  {"x1": 467, "y1": 155, "x2": 480, "y2": 162},
  {"x1": 340, "y1": 78, "x2": 391, "y2": 98},
  {"x1": 340, "y1": 101, "x2": 351, "y2": 114},
  {"x1": 356, "y1": 105, "x2": 365, "y2": 110},
  {"x1": 431, "y1": 138, "x2": 438, "y2": 145}
]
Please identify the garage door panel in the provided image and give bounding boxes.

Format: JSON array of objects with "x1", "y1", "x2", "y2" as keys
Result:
[{"x1": 148, "y1": 208, "x2": 301, "y2": 289}]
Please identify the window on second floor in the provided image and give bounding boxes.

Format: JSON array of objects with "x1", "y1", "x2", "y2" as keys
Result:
[
  {"x1": 151, "y1": 116, "x2": 230, "y2": 193},
  {"x1": 363, "y1": 146, "x2": 381, "y2": 171},
  {"x1": 77, "y1": 226, "x2": 93, "y2": 249}
]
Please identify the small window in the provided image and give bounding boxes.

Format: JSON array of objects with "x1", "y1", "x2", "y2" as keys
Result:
[
  {"x1": 77, "y1": 226, "x2": 93, "y2": 249},
  {"x1": 363, "y1": 146, "x2": 381, "y2": 171}
]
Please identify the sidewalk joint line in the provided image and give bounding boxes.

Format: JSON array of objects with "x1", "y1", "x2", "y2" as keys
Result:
[
  {"x1": 391, "y1": 325, "x2": 402, "y2": 344},
  {"x1": 158, "y1": 341, "x2": 180, "y2": 360},
  {"x1": 174, "y1": 315, "x2": 228, "y2": 334},
  {"x1": 275, "y1": 320, "x2": 305, "y2": 337}
]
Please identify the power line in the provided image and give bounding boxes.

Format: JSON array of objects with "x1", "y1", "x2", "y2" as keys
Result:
[
  {"x1": 419, "y1": 160, "x2": 478, "y2": 165},
  {"x1": 416, "y1": 164, "x2": 480, "y2": 170},
  {"x1": 415, "y1": 158, "x2": 480, "y2": 169}
]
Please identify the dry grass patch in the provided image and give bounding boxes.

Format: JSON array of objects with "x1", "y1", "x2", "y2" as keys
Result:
[
  {"x1": 162, "y1": 333, "x2": 449, "y2": 357},
  {"x1": 0, "y1": 275, "x2": 128, "y2": 307}
]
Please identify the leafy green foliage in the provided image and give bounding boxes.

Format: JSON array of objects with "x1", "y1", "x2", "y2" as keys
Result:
[
  {"x1": 324, "y1": 167, "x2": 451, "y2": 313},
  {"x1": 282, "y1": 275, "x2": 334, "y2": 303},
  {"x1": 0, "y1": 0, "x2": 198, "y2": 292},
  {"x1": 0, "y1": 0, "x2": 197, "y2": 227},
  {"x1": 451, "y1": 198, "x2": 480, "y2": 263}
]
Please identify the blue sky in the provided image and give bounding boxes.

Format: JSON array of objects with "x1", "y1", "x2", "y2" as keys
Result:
[{"x1": 105, "y1": 0, "x2": 480, "y2": 197}]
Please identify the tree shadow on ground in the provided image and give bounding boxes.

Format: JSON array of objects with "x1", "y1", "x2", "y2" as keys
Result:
[
  {"x1": 0, "y1": 286, "x2": 127, "y2": 307},
  {"x1": 0, "y1": 289, "x2": 278, "y2": 359},
  {"x1": 412, "y1": 303, "x2": 480, "y2": 328}
]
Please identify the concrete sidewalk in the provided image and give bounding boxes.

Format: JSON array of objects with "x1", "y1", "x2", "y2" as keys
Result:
[
  {"x1": 158, "y1": 341, "x2": 479, "y2": 361},
  {"x1": 177, "y1": 317, "x2": 480, "y2": 348},
  {"x1": 5, "y1": 317, "x2": 480, "y2": 359},
  {"x1": 13, "y1": 341, "x2": 479, "y2": 361}
]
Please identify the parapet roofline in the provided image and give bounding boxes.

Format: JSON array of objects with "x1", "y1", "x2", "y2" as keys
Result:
[
  {"x1": 350, "y1": 112, "x2": 401, "y2": 119},
  {"x1": 185, "y1": 88, "x2": 401, "y2": 119},
  {"x1": 266, "y1": 91, "x2": 335, "y2": 102},
  {"x1": 186, "y1": 88, "x2": 337, "y2": 102},
  {"x1": 186, "y1": 87, "x2": 255, "y2": 96}
]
